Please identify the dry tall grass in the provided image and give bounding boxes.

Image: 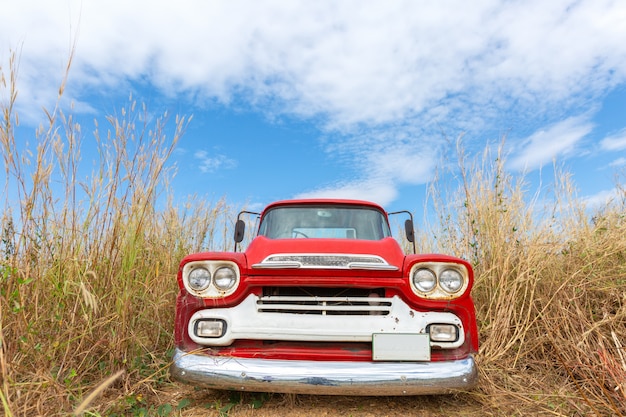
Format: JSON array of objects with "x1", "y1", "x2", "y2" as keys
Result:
[
  {"x1": 0, "y1": 52, "x2": 235, "y2": 416},
  {"x1": 421, "y1": 138, "x2": 626, "y2": 415},
  {"x1": 1, "y1": 51, "x2": 625, "y2": 416}
]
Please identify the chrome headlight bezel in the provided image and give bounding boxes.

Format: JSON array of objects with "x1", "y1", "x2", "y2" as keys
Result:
[
  {"x1": 213, "y1": 266, "x2": 238, "y2": 291},
  {"x1": 412, "y1": 268, "x2": 437, "y2": 292},
  {"x1": 183, "y1": 261, "x2": 240, "y2": 298},
  {"x1": 409, "y1": 262, "x2": 469, "y2": 300},
  {"x1": 439, "y1": 268, "x2": 464, "y2": 294},
  {"x1": 188, "y1": 266, "x2": 212, "y2": 291}
]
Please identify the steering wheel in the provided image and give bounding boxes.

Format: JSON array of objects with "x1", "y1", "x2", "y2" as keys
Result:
[{"x1": 292, "y1": 230, "x2": 309, "y2": 238}]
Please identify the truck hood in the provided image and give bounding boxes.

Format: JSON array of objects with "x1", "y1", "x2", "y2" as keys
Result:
[{"x1": 244, "y1": 236, "x2": 406, "y2": 271}]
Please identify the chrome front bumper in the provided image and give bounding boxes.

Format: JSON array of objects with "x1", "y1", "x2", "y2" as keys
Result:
[{"x1": 170, "y1": 348, "x2": 478, "y2": 396}]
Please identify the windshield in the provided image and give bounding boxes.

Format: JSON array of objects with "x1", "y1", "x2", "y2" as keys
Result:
[{"x1": 258, "y1": 205, "x2": 391, "y2": 240}]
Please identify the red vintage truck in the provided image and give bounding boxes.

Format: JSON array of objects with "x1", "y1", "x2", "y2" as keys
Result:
[{"x1": 170, "y1": 199, "x2": 478, "y2": 395}]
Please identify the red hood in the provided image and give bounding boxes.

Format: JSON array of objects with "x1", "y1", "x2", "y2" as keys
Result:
[{"x1": 244, "y1": 236, "x2": 406, "y2": 269}]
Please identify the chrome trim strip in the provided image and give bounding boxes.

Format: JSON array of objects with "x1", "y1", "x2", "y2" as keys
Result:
[
  {"x1": 348, "y1": 262, "x2": 399, "y2": 270},
  {"x1": 251, "y1": 253, "x2": 397, "y2": 270},
  {"x1": 252, "y1": 262, "x2": 399, "y2": 270},
  {"x1": 170, "y1": 349, "x2": 478, "y2": 395},
  {"x1": 258, "y1": 295, "x2": 393, "y2": 303},
  {"x1": 251, "y1": 262, "x2": 301, "y2": 269}
]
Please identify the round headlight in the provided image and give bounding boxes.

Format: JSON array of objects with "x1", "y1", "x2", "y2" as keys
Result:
[
  {"x1": 412, "y1": 268, "x2": 437, "y2": 292},
  {"x1": 188, "y1": 267, "x2": 211, "y2": 291},
  {"x1": 439, "y1": 269, "x2": 463, "y2": 293},
  {"x1": 213, "y1": 266, "x2": 237, "y2": 291}
]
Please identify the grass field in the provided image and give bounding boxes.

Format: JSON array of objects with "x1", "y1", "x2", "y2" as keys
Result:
[{"x1": 1, "y1": 52, "x2": 625, "y2": 416}]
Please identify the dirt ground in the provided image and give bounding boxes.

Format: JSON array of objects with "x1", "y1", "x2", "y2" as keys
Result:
[{"x1": 154, "y1": 383, "x2": 492, "y2": 417}]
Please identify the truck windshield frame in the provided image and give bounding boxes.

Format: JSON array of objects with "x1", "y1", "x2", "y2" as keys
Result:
[{"x1": 258, "y1": 205, "x2": 392, "y2": 240}]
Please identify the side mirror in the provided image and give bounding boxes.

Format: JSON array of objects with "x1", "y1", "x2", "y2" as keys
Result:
[
  {"x1": 404, "y1": 219, "x2": 415, "y2": 243},
  {"x1": 234, "y1": 219, "x2": 246, "y2": 243},
  {"x1": 388, "y1": 210, "x2": 416, "y2": 254},
  {"x1": 233, "y1": 210, "x2": 262, "y2": 252}
]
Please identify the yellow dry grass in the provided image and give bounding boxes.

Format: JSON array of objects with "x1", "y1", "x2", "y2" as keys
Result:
[{"x1": 419, "y1": 138, "x2": 626, "y2": 416}]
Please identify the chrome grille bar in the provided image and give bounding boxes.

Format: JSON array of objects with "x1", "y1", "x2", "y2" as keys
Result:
[{"x1": 257, "y1": 296, "x2": 392, "y2": 315}]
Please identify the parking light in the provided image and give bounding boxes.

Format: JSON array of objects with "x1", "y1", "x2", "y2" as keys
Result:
[
  {"x1": 429, "y1": 324, "x2": 458, "y2": 342},
  {"x1": 195, "y1": 319, "x2": 226, "y2": 338}
]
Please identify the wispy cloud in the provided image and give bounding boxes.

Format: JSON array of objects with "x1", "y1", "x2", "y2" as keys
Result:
[
  {"x1": 193, "y1": 150, "x2": 236, "y2": 174},
  {"x1": 600, "y1": 129, "x2": 626, "y2": 151},
  {"x1": 508, "y1": 116, "x2": 593, "y2": 172},
  {"x1": 583, "y1": 188, "x2": 623, "y2": 210},
  {"x1": 609, "y1": 157, "x2": 626, "y2": 168},
  {"x1": 301, "y1": 127, "x2": 440, "y2": 205},
  {"x1": 294, "y1": 179, "x2": 399, "y2": 207}
]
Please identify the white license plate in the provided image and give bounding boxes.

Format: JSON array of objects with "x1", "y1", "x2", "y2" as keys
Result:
[{"x1": 372, "y1": 333, "x2": 430, "y2": 361}]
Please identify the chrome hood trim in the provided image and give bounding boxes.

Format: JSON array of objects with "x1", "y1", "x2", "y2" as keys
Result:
[{"x1": 252, "y1": 253, "x2": 399, "y2": 270}]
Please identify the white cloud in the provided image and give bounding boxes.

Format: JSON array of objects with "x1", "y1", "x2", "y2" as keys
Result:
[
  {"x1": 193, "y1": 150, "x2": 236, "y2": 173},
  {"x1": 305, "y1": 128, "x2": 440, "y2": 205},
  {"x1": 3, "y1": 0, "x2": 626, "y2": 127},
  {"x1": 600, "y1": 129, "x2": 626, "y2": 151},
  {"x1": 583, "y1": 188, "x2": 622, "y2": 210},
  {"x1": 508, "y1": 116, "x2": 593, "y2": 172},
  {"x1": 367, "y1": 146, "x2": 436, "y2": 184},
  {"x1": 609, "y1": 157, "x2": 626, "y2": 168},
  {"x1": 3, "y1": 0, "x2": 626, "y2": 203},
  {"x1": 294, "y1": 179, "x2": 399, "y2": 207}
]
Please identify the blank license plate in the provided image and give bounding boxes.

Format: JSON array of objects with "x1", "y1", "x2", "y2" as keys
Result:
[{"x1": 372, "y1": 333, "x2": 430, "y2": 361}]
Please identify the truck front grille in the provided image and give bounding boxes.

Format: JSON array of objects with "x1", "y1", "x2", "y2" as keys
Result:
[{"x1": 257, "y1": 287, "x2": 391, "y2": 315}]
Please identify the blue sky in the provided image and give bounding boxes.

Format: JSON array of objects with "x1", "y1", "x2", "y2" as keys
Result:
[{"x1": 1, "y1": 0, "x2": 626, "y2": 216}]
